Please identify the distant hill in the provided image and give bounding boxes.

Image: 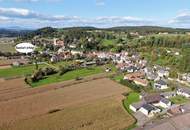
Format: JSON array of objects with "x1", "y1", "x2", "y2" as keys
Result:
[
  {"x1": 107, "y1": 26, "x2": 190, "y2": 34},
  {"x1": 3, "y1": 26, "x2": 190, "y2": 38},
  {"x1": 0, "y1": 28, "x2": 32, "y2": 38}
]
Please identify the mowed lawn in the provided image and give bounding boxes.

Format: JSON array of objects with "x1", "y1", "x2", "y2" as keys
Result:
[
  {"x1": 123, "y1": 92, "x2": 140, "y2": 114},
  {"x1": 0, "y1": 65, "x2": 46, "y2": 78},
  {"x1": 31, "y1": 67, "x2": 104, "y2": 87}
]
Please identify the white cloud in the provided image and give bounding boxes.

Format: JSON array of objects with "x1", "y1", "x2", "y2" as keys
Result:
[
  {"x1": 168, "y1": 10, "x2": 190, "y2": 27},
  {"x1": 0, "y1": 7, "x2": 165, "y2": 28},
  {"x1": 95, "y1": 0, "x2": 105, "y2": 6}
]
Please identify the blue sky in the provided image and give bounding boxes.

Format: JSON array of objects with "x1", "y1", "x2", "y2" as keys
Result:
[{"x1": 0, "y1": 0, "x2": 190, "y2": 28}]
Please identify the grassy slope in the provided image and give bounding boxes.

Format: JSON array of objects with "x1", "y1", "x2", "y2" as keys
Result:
[
  {"x1": 31, "y1": 67, "x2": 104, "y2": 87},
  {"x1": 0, "y1": 61, "x2": 73, "y2": 78}
]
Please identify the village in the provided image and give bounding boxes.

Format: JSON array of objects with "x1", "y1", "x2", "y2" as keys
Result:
[{"x1": 0, "y1": 36, "x2": 190, "y2": 127}]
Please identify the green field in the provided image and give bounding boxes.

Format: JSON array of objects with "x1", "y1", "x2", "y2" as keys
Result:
[
  {"x1": 0, "y1": 64, "x2": 46, "y2": 78},
  {"x1": 170, "y1": 95, "x2": 189, "y2": 104},
  {"x1": 102, "y1": 39, "x2": 116, "y2": 47},
  {"x1": 31, "y1": 66, "x2": 104, "y2": 87},
  {"x1": 0, "y1": 61, "x2": 74, "y2": 78}
]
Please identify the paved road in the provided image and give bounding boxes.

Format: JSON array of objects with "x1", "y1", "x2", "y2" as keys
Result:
[{"x1": 138, "y1": 110, "x2": 190, "y2": 130}]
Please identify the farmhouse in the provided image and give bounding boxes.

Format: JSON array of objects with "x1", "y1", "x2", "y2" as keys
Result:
[
  {"x1": 154, "y1": 80, "x2": 168, "y2": 90},
  {"x1": 177, "y1": 87, "x2": 190, "y2": 98},
  {"x1": 139, "y1": 104, "x2": 161, "y2": 117}
]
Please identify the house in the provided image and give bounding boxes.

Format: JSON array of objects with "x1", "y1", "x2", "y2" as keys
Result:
[
  {"x1": 50, "y1": 55, "x2": 60, "y2": 63},
  {"x1": 133, "y1": 78, "x2": 149, "y2": 87},
  {"x1": 158, "y1": 98, "x2": 172, "y2": 108},
  {"x1": 157, "y1": 69, "x2": 169, "y2": 77},
  {"x1": 147, "y1": 72, "x2": 159, "y2": 81},
  {"x1": 129, "y1": 101, "x2": 146, "y2": 112},
  {"x1": 82, "y1": 61, "x2": 97, "y2": 67},
  {"x1": 12, "y1": 61, "x2": 20, "y2": 67},
  {"x1": 177, "y1": 87, "x2": 190, "y2": 98},
  {"x1": 160, "y1": 92, "x2": 176, "y2": 99},
  {"x1": 53, "y1": 38, "x2": 65, "y2": 46},
  {"x1": 154, "y1": 80, "x2": 168, "y2": 90},
  {"x1": 124, "y1": 72, "x2": 145, "y2": 81},
  {"x1": 126, "y1": 66, "x2": 138, "y2": 73},
  {"x1": 139, "y1": 104, "x2": 161, "y2": 117}
]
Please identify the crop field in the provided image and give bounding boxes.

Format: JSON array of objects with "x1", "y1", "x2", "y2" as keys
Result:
[
  {"x1": 1, "y1": 97, "x2": 134, "y2": 130},
  {"x1": 0, "y1": 78, "x2": 133, "y2": 130}
]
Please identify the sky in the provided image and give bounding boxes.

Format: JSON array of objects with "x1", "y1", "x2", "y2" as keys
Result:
[{"x1": 0, "y1": 0, "x2": 190, "y2": 29}]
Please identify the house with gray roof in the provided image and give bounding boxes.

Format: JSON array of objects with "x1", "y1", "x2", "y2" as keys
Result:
[
  {"x1": 129, "y1": 101, "x2": 146, "y2": 112},
  {"x1": 159, "y1": 98, "x2": 172, "y2": 108},
  {"x1": 161, "y1": 92, "x2": 176, "y2": 99},
  {"x1": 177, "y1": 87, "x2": 190, "y2": 98},
  {"x1": 154, "y1": 80, "x2": 168, "y2": 90}
]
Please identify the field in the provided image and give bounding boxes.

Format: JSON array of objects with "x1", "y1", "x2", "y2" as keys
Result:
[
  {"x1": 0, "y1": 64, "x2": 46, "y2": 78},
  {"x1": 0, "y1": 43, "x2": 16, "y2": 53},
  {"x1": 0, "y1": 78, "x2": 134, "y2": 130}
]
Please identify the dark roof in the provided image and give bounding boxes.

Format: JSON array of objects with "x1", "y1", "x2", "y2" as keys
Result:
[
  {"x1": 177, "y1": 87, "x2": 190, "y2": 95},
  {"x1": 144, "y1": 94, "x2": 161, "y2": 103},
  {"x1": 156, "y1": 80, "x2": 167, "y2": 85},
  {"x1": 127, "y1": 66, "x2": 137, "y2": 70},
  {"x1": 160, "y1": 98, "x2": 170, "y2": 104},
  {"x1": 161, "y1": 92, "x2": 176, "y2": 97},
  {"x1": 142, "y1": 104, "x2": 155, "y2": 111},
  {"x1": 131, "y1": 101, "x2": 146, "y2": 109}
]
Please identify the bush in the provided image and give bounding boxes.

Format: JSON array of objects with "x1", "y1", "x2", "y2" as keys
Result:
[{"x1": 120, "y1": 79, "x2": 141, "y2": 92}]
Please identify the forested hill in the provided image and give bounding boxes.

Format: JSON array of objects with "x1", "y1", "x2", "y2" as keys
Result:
[
  {"x1": 20, "y1": 26, "x2": 190, "y2": 37},
  {"x1": 108, "y1": 26, "x2": 190, "y2": 34}
]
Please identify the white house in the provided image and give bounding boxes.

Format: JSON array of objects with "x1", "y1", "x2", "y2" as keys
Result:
[
  {"x1": 139, "y1": 104, "x2": 161, "y2": 117},
  {"x1": 158, "y1": 98, "x2": 172, "y2": 108},
  {"x1": 154, "y1": 80, "x2": 168, "y2": 90},
  {"x1": 157, "y1": 69, "x2": 169, "y2": 77},
  {"x1": 161, "y1": 92, "x2": 176, "y2": 99},
  {"x1": 177, "y1": 87, "x2": 190, "y2": 98},
  {"x1": 126, "y1": 66, "x2": 138, "y2": 73}
]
